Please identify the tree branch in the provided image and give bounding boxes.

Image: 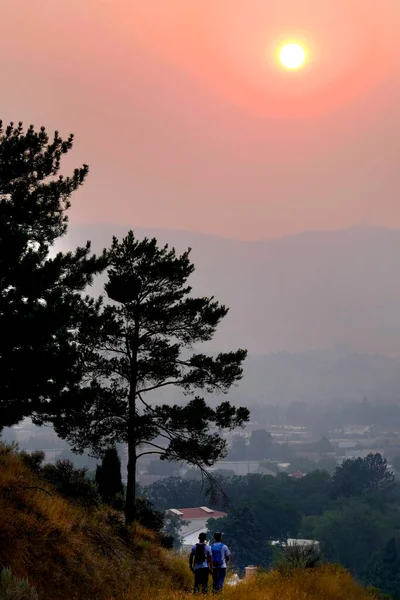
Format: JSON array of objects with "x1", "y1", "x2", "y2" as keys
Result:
[
  {"x1": 136, "y1": 392, "x2": 195, "y2": 444},
  {"x1": 139, "y1": 441, "x2": 167, "y2": 453},
  {"x1": 136, "y1": 450, "x2": 164, "y2": 459},
  {"x1": 91, "y1": 345, "x2": 128, "y2": 356},
  {"x1": 137, "y1": 380, "x2": 178, "y2": 394}
]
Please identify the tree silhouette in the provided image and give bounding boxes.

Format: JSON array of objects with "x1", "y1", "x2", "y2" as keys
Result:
[
  {"x1": 95, "y1": 446, "x2": 124, "y2": 509},
  {"x1": 0, "y1": 121, "x2": 106, "y2": 429},
  {"x1": 53, "y1": 232, "x2": 249, "y2": 524}
]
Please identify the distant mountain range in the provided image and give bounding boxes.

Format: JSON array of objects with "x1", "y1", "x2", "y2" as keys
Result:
[
  {"x1": 56, "y1": 224, "x2": 400, "y2": 404},
  {"x1": 61, "y1": 224, "x2": 400, "y2": 358}
]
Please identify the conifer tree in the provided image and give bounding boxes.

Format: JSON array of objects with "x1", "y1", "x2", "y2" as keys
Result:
[
  {"x1": 0, "y1": 121, "x2": 106, "y2": 428},
  {"x1": 95, "y1": 446, "x2": 124, "y2": 509},
  {"x1": 54, "y1": 231, "x2": 249, "y2": 524}
]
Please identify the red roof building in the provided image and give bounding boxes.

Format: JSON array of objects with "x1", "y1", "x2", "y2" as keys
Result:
[
  {"x1": 167, "y1": 507, "x2": 227, "y2": 520},
  {"x1": 166, "y1": 507, "x2": 227, "y2": 549},
  {"x1": 290, "y1": 470, "x2": 305, "y2": 479}
]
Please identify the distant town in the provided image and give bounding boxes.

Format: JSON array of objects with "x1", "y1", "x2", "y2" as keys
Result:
[{"x1": 6, "y1": 406, "x2": 400, "y2": 485}]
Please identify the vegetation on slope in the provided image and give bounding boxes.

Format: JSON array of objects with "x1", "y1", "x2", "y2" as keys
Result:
[
  {"x1": 0, "y1": 444, "x2": 387, "y2": 600},
  {"x1": 129, "y1": 567, "x2": 385, "y2": 600},
  {"x1": 0, "y1": 445, "x2": 191, "y2": 600}
]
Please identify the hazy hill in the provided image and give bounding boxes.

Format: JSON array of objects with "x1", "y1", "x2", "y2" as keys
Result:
[
  {"x1": 62, "y1": 224, "x2": 400, "y2": 357},
  {"x1": 58, "y1": 224, "x2": 400, "y2": 404}
]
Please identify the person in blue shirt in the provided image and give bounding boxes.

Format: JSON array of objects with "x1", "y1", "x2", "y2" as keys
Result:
[
  {"x1": 211, "y1": 532, "x2": 231, "y2": 593},
  {"x1": 189, "y1": 532, "x2": 213, "y2": 594}
]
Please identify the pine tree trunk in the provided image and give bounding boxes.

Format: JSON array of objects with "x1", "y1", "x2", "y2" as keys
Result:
[
  {"x1": 125, "y1": 313, "x2": 139, "y2": 527},
  {"x1": 125, "y1": 436, "x2": 137, "y2": 526},
  {"x1": 125, "y1": 350, "x2": 138, "y2": 526}
]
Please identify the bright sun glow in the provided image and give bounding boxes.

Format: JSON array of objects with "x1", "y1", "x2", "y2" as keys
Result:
[{"x1": 279, "y1": 43, "x2": 306, "y2": 69}]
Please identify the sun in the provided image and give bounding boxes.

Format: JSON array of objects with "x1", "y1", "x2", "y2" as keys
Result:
[{"x1": 279, "y1": 42, "x2": 306, "y2": 70}]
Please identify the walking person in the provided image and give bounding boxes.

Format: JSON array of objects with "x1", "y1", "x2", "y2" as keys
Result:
[
  {"x1": 189, "y1": 532, "x2": 213, "y2": 594},
  {"x1": 211, "y1": 532, "x2": 231, "y2": 593}
]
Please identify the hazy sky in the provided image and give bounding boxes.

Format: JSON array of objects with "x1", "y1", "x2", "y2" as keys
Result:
[{"x1": 2, "y1": 0, "x2": 400, "y2": 239}]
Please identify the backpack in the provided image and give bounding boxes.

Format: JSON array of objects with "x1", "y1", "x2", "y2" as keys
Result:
[
  {"x1": 194, "y1": 543, "x2": 206, "y2": 564},
  {"x1": 211, "y1": 542, "x2": 224, "y2": 567}
]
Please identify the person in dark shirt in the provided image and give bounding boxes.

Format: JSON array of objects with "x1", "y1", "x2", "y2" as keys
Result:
[{"x1": 189, "y1": 532, "x2": 213, "y2": 594}]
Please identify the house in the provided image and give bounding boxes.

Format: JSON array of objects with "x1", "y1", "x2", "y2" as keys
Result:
[
  {"x1": 166, "y1": 506, "x2": 227, "y2": 550},
  {"x1": 290, "y1": 470, "x2": 305, "y2": 479},
  {"x1": 272, "y1": 538, "x2": 319, "y2": 548}
]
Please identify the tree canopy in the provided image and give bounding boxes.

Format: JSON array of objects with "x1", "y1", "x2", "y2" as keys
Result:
[
  {"x1": 0, "y1": 121, "x2": 106, "y2": 428},
  {"x1": 331, "y1": 453, "x2": 395, "y2": 498},
  {"x1": 301, "y1": 498, "x2": 400, "y2": 576}
]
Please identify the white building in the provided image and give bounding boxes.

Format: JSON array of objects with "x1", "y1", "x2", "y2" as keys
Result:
[
  {"x1": 166, "y1": 506, "x2": 227, "y2": 550},
  {"x1": 271, "y1": 538, "x2": 319, "y2": 548}
]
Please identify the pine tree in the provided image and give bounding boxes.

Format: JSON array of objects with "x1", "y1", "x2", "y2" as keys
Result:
[
  {"x1": 53, "y1": 231, "x2": 249, "y2": 524},
  {"x1": 96, "y1": 446, "x2": 124, "y2": 509},
  {"x1": 0, "y1": 121, "x2": 107, "y2": 429}
]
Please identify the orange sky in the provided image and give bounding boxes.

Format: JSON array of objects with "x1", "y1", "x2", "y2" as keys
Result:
[{"x1": 1, "y1": 0, "x2": 400, "y2": 239}]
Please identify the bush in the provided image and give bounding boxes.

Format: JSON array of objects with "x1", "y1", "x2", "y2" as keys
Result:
[
  {"x1": 0, "y1": 568, "x2": 38, "y2": 600},
  {"x1": 41, "y1": 459, "x2": 100, "y2": 508},
  {"x1": 19, "y1": 451, "x2": 45, "y2": 475},
  {"x1": 135, "y1": 497, "x2": 164, "y2": 531},
  {"x1": 275, "y1": 543, "x2": 322, "y2": 574},
  {"x1": 135, "y1": 498, "x2": 177, "y2": 549}
]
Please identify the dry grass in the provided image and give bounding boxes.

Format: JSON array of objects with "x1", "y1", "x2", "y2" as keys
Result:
[
  {"x1": 143, "y1": 566, "x2": 381, "y2": 600},
  {"x1": 0, "y1": 445, "x2": 382, "y2": 600},
  {"x1": 222, "y1": 566, "x2": 381, "y2": 600}
]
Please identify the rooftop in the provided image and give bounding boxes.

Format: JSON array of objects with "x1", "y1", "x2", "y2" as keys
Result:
[
  {"x1": 166, "y1": 506, "x2": 227, "y2": 519},
  {"x1": 290, "y1": 470, "x2": 305, "y2": 479}
]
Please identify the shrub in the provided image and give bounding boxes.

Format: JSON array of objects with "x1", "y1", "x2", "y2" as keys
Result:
[
  {"x1": 41, "y1": 459, "x2": 100, "y2": 508},
  {"x1": 275, "y1": 543, "x2": 322, "y2": 574},
  {"x1": 135, "y1": 497, "x2": 164, "y2": 531},
  {"x1": 19, "y1": 451, "x2": 45, "y2": 475},
  {"x1": 0, "y1": 568, "x2": 38, "y2": 600}
]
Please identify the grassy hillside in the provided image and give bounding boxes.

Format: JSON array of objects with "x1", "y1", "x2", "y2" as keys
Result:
[
  {"x1": 0, "y1": 444, "x2": 190, "y2": 600},
  {"x1": 0, "y1": 444, "x2": 384, "y2": 600}
]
